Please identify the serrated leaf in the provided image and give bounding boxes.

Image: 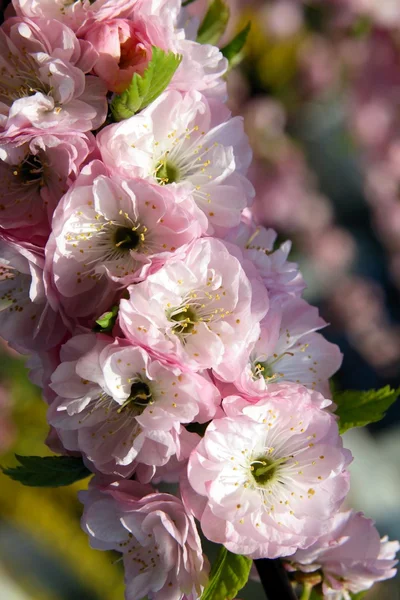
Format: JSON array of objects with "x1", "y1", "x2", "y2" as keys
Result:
[
  {"x1": 200, "y1": 546, "x2": 252, "y2": 600},
  {"x1": 197, "y1": 0, "x2": 230, "y2": 46},
  {"x1": 333, "y1": 386, "x2": 400, "y2": 434},
  {"x1": 2, "y1": 455, "x2": 91, "y2": 487},
  {"x1": 221, "y1": 22, "x2": 251, "y2": 68},
  {"x1": 111, "y1": 46, "x2": 182, "y2": 121},
  {"x1": 93, "y1": 304, "x2": 119, "y2": 333}
]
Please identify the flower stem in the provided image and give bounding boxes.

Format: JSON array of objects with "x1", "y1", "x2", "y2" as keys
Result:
[
  {"x1": 300, "y1": 583, "x2": 313, "y2": 600},
  {"x1": 254, "y1": 558, "x2": 297, "y2": 600}
]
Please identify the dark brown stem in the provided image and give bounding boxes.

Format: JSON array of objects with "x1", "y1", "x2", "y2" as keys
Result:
[{"x1": 254, "y1": 558, "x2": 298, "y2": 600}]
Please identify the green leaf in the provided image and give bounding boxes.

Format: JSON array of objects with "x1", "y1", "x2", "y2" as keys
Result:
[
  {"x1": 220, "y1": 22, "x2": 251, "y2": 68},
  {"x1": 93, "y1": 305, "x2": 119, "y2": 333},
  {"x1": 333, "y1": 386, "x2": 400, "y2": 434},
  {"x1": 197, "y1": 0, "x2": 230, "y2": 46},
  {"x1": 2, "y1": 455, "x2": 91, "y2": 487},
  {"x1": 182, "y1": 0, "x2": 198, "y2": 6},
  {"x1": 200, "y1": 546, "x2": 252, "y2": 600},
  {"x1": 111, "y1": 46, "x2": 182, "y2": 121}
]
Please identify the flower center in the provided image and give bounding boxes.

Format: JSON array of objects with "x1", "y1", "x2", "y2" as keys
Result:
[
  {"x1": 252, "y1": 361, "x2": 274, "y2": 380},
  {"x1": 117, "y1": 380, "x2": 152, "y2": 413},
  {"x1": 113, "y1": 226, "x2": 142, "y2": 251},
  {"x1": 252, "y1": 351, "x2": 294, "y2": 381},
  {"x1": 168, "y1": 305, "x2": 198, "y2": 335},
  {"x1": 13, "y1": 154, "x2": 46, "y2": 187},
  {"x1": 250, "y1": 455, "x2": 287, "y2": 486},
  {"x1": 155, "y1": 160, "x2": 180, "y2": 185}
]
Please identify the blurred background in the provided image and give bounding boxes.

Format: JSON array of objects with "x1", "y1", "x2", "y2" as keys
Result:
[{"x1": 1, "y1": 0, "x2": 400, "y2": 598}]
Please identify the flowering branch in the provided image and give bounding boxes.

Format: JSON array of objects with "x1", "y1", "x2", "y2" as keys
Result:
[{"x1": 0, "y1": 1, "x2": 398, "y2": 600}]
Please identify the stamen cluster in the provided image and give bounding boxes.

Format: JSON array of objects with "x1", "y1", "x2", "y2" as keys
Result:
[{"x1": 0, "y1": 1, "x2": 397, "y2": 600}]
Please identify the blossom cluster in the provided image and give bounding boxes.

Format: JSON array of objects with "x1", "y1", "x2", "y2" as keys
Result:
[{"x1": 0, "y1": 1, "x2": 398, "y2": 599}]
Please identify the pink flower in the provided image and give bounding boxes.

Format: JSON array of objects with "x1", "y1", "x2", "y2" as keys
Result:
[
  {"x1": 12, "y1": 0, "x2": 142, "y2": 35},
  {"x1": 0, "y1": 130, "x2": 94, "y2": 243},
  {"x1": 83, "y1": 18, "x2": 156, "y2": 94},
  {"x1": 287, "y1": 510, "x2": 399, "y2": 599},
  {"x1": 119, "y1": 237, "x2": 269, "y2": 378},
  {"x1": 48, "y1": 334, "x2": 220, "y2": 476},
  {"x1": 0, "y1": 237, "x2": 66, "y2": 353},
  {"x1": 170, "y1": 39, "x2": 228, "y2": 100},
  {"x1": 48, "y1": 160, "x2": 202, "y2": 320},
  {"x1": 225, "y1": 216, "x2": 305, "y2": 299},
  {"x1": 232, "y1": 297, "x2": 342, "y2": 397},
  {"x1": 80, "y1": 479, "x2": 209, "y2": 600},
  {"x1": 0, "y1": 17, "x2": 107, "y2": 133},
  {"x1": 97, "y1": 90, "x2": 253, "y2": 234},
  {"x1": 187, "y1": 390, "x2": 352, "y2": 559}
]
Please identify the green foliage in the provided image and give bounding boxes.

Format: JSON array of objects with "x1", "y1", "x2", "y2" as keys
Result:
[
  {"x1": 2, "y1": 455, "x2": 91, "y2": 487},
  {"x1": 333, "y1": 386, "x2": 400, "y2": 434},
  {"x1": 200, "y1": 546, "x2": 252, "y2": 600},
  {"x1": 221, "y1": 22, "x2": 251, "y2": 68},
  {"x1": 111, "y1": 47, "x2": 182, "y2": 121},
  {"x1": 93, "y1": 304, "x2": 119, "y2": 333},
  {"x1": 197, "y1": 0, "x2": 230, "y2": 46}
]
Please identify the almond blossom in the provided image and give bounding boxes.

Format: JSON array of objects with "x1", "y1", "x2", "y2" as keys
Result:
[
  {"x1": 187, "y1": 391, "x2": 352, "y2": 559},
  {"x1": 80, "y1": 479, "x2": 209, "y2": 600},
  {"x1": 0, "y1": 17, "x2": 107, "y2": 133},
  {"x1": 48, "y1": 334, "x2": 220, "y2": 476},
  {"x1": 119, "y1": 237, "x2": 269, "y2": 378},
  {"x1": 287, "y1": 510, "x2": 399, "y2": 599},
  {"x1": 48, "y1": 160, "x2": 202, "y2": 320},
  {"x1": 97, "y1": 90, "x2": 253, "y2": 233},
  {"x1": 0, "y1": 129, "x2": 93, "y2": 243}
]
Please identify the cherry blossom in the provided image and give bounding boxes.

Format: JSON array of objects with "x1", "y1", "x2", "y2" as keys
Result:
[
  {"x1": 119, "y1": 237, "x2": 269, "y2": 378},
  {"x1": 287, "y1": 509, "x2": 399, "y2": 599},
  {"x1": 0, "y1": 17, "x2": 107, "y2": 133},
  {"x1": 83, "y1": 17, "x2": 163, "y2": 94},
  {"x1": 187, "y1": 391, "x2": 352, "y2": 559},
  {"x1": 0, "y1": 130, "x2": 93, "y2": 243},
  {"x1": 80, "y1": 479, "x2": 208, "y2": 600},
  {"x1": 48, "y1": 334, "x2": 220, "y2": 476},
  {"x1": 48, "y1": 160, "x2": 202, "y2": 320}
]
